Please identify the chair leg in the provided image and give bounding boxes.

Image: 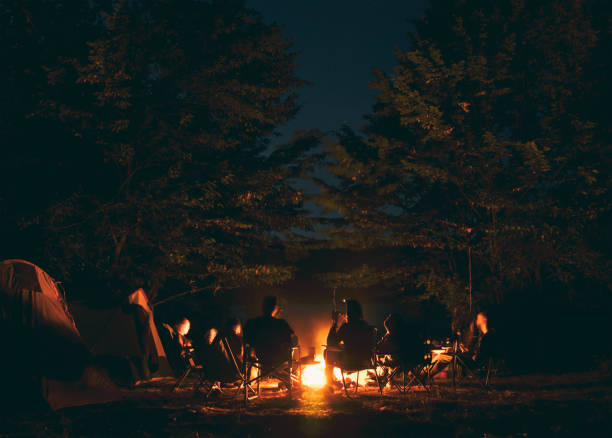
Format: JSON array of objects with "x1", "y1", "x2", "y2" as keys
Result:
[
  {"x1": 371, "y1": 365, "x2": 383, "y2": 397},
  {"x1": 172, "y1": 367, "x2": 191, "y2": 392},
  {"x1": 485, "y1": 357, "x2": 493, "y2": 386},
  {"x1": 341, "y1": 369, "x2": 350, "y2": 398},
  {"x1": 452, "y1": 354, "x2": 457, "y2": 388}
]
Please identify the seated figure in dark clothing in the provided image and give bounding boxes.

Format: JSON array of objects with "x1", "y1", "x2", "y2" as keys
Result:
[
  {"x1": 377, "y1": 313, "x2": 424, "y2": 365},
  {"x1": 221, "y1": 317, "x2": 244, "y2": 369},
  {"x1": 159, "y1": 317, "x2": 192, "y2": 376},
  {"x1": 377, "y1": 313, "x2": 404, "y2": 357},
  {"x1": 195, "y1": 320, "x2": 244, "y2": 391},
  {"x1": 430, "y1": 311, "x2": 497, "y2": 377},
  {"x1": 244, "y1": 296, "x2": 297, "y2": 369},
  {"x1": 471, "y1": 311, "x2": 497, "y2": 366},
  {"x1": 325, "y1": 299, "x2": 376, "y2": 391}
]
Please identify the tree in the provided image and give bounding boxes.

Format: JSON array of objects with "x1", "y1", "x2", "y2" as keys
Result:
[
  {"x1": 3, "y1": 0, "x2": 314, "y2": 301},
  {"x1": 0, "y1": 0, "x2": 98, "y2": 261},
  {"x1": 315, "y1": 0, "x2": 611, "y2": 324}
]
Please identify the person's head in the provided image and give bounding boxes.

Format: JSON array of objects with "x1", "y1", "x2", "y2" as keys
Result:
[
  {"x1": 331, "y1": 310, "x2": 346, "y2": 326},
  {"x1": 174, "y1": 317, "x2": 191, "y2": 336},
  {"x1": 476, "y1": 311, "x2": 489, "y2": 333},
  {"x1": 205, "y1": 327, "x2": 218, "y2": 345},
  {"x1": 345, "y1": 299, "x2": 363, "y2": 323},
  {"x1": 226, "y1": 317, "x2": 242, "y2": 336},
  {"x1": 262, "y1": 295, "x2": 280, "y2": 317},
  {"x1": 383, "y1": 313, "x2": 404, "y2": 335}
]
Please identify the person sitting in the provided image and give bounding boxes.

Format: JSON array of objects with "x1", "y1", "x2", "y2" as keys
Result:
[
  {"x1": 471, "y1": 311, "x2": 497, "y2": 367},
  {"x1": 324, "y1": 310, "x2": 346, "y2": 387},
  {"x1": 376, "y1": 314, "x2": 426, "y2": 381},
  {"x1": 377, "y1": 313, "x2": 404, "y2": 358},
  {"x1": 430, "y1": 310, "x2": 497, "y2": 377},
  {"x1": 206, "y1": 317, "x2": 245, "y2": 377},
  {"x1": 220, "y1": 317, "x2": 244, "y2": 369},
  {"x1": 244, "y1": 296, "x2": 298, "y2": 370},
  {"x1": 160, "y1": 317, "x2": 192, "y2": 376},
  {"x1": 325, "y1": 299, "x2": 376, "y2": 391},
  {"x1": 196, "y1": 326, "x2": 222, "y2": 373},
  {"x1": 193, "y1": 323, "x2": 243, "y2": 395}
]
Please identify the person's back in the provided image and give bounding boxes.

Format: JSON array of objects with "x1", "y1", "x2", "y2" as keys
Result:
[
  {"x1": 222, "y1": 318, "x2": 244, "y2": 367},
  {"x1": 244, "y1": 296, "x2": 295, "y2": 366},
  {"x1": 472, "y1": 311, "x2": 497, "y2": 367},
  {"x1": 160, "y1": 321, "x2": 186, "y2": 376},
  {"x1": 378, "y1": 314, "x2": 423, "y2": 366},
  {"x1": 474, "y1": 329, "x2": 497, "y2": 366},
  {"x1": 336, "y1": 300, "x2": 375, "y2": 368}
]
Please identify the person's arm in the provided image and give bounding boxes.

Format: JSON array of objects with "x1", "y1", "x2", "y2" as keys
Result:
[
  {"x1": 283, "y1": 320, "x2": 298, "y2": 346},
  {"x1": 326, "y1": 323, "x2": 340, "y2": 346}
]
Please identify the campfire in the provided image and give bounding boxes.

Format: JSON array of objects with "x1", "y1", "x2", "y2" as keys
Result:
[
  {"x1": 301, "y1": 354, "x2": 327, "y2": 388},
  {"x1": 300, "y1": 352, "x2": 374, "y2": 389}
]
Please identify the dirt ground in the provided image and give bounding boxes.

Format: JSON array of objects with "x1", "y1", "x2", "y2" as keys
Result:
[{"x1": 1, "y1": 372, "x2": 610, "y2": 438}]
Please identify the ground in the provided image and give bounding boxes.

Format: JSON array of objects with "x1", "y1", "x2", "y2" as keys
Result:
[{"x1": 1, "y1": 372, "x2": 610, "y2": 437}]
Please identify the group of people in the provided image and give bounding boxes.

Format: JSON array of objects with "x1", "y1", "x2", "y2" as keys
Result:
[
  {"x1": 159, "y1": 295, "x2": 496, "y2": 393},
  {"x1": 160, "y1": 296, "x2": 297, "y2": 391}
]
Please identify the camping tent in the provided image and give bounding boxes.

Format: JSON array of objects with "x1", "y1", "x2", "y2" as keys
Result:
[
  {"x1": 71, "y1": 288, "x2": 172, "y2": 384},
  {"x1": 0, "y1": 259, "x2": 120, "y2": 409}
]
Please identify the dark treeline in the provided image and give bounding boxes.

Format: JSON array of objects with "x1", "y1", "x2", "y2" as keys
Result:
[
  {"x1": 1, "y1": 0, "x2": 610, "y2": 371},
  {"x1": 1, "y1": 0, "x2": 317, "y2": 303},
  {"x1": 311, "y1": 0, "x2": 611, "y2": 370}
]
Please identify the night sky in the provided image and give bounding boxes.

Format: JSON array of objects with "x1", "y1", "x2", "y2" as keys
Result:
[{"x1": 246, "y1": 0, "x2": 429, "y2": 142}]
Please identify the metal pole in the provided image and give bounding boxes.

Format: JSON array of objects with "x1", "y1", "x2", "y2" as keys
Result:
[{"x1": 468, "y1": 247, "x2": 472, "y2": 313}]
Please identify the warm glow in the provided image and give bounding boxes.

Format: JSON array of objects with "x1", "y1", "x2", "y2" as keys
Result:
[
  {"x1": 301, "y1": 354, "x2": 327, "y2": 388},
  {"x1": 300, "y1": 353, "x2": 363, "y2": 389}
]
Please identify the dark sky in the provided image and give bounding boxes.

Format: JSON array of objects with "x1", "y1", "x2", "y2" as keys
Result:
[
  {"x1": 246, "y1": 0, "x2": 429, "y2": 142},
  {"x1": 236, "y1": 1, "x2": 434, "y2": 349}
]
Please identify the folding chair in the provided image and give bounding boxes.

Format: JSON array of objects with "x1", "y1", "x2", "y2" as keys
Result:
[
  {"x1": 329, "y1": 325, "x2": 384, "y2": 398},
  {"x1": 377, "y1": 355, "x2": 431, "y2": 394},
  {"x1": 172, "y1": 345, "x2": 208, "y2": 393},
  {"x1": 449, "y1": 339, "x2": 494, "y2": 390},
  {"x1": 334, "y1": 348, "x2": 383, "y2": 398},
  {"x1": 175, "y1": 338, "x2": 248, "y2": 398},
  {"x1": 240, "y1": 344, "x2": 301, "y2": 404}
]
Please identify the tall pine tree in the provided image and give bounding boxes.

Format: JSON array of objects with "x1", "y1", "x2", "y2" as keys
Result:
[
  {"x1": 3, "y1": 0, "x2": 314, "y2": 301},
  {"x1": 316, "y1": 0, "x2": 610, "y2": 324}
]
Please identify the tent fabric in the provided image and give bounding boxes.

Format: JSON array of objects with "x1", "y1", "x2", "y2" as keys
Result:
[
  {"x1": 0, "y1": 259, "x2": 89, "y2": 379},
  {"x1": 128, "y1": 288, "x2": 168, "y2": 361},
  {"x1": 70, "y1": 289, "x2": 172, "y2": 384},
  {"x1": 0, "y1": 259, "x2": 122, "y2": 410}
]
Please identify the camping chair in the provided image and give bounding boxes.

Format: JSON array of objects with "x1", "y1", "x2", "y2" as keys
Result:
[
  {"x1": 240, "y1": 343, "x2": 301, "y2": 404},
  {"x1": 449, "y1": 339, "x2": 494, "y2": 390},
  {"x1": 377, "y1": 354, "x2": 431, "y2": 394},
  {"x1": 329, "y1": 326, "x2": 384, "y2": 398},
  {"x1": 171, "y1": 344, "x2": 208, "y2": 393}
]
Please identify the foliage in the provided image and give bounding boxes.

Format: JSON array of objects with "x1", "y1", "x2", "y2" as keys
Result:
[
  {"x1": 315, "y1": 0, "x2": 611, "y2": 322},
  {"x1": 1, "y1": 0, "x2": 314, "y2": 301}
]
